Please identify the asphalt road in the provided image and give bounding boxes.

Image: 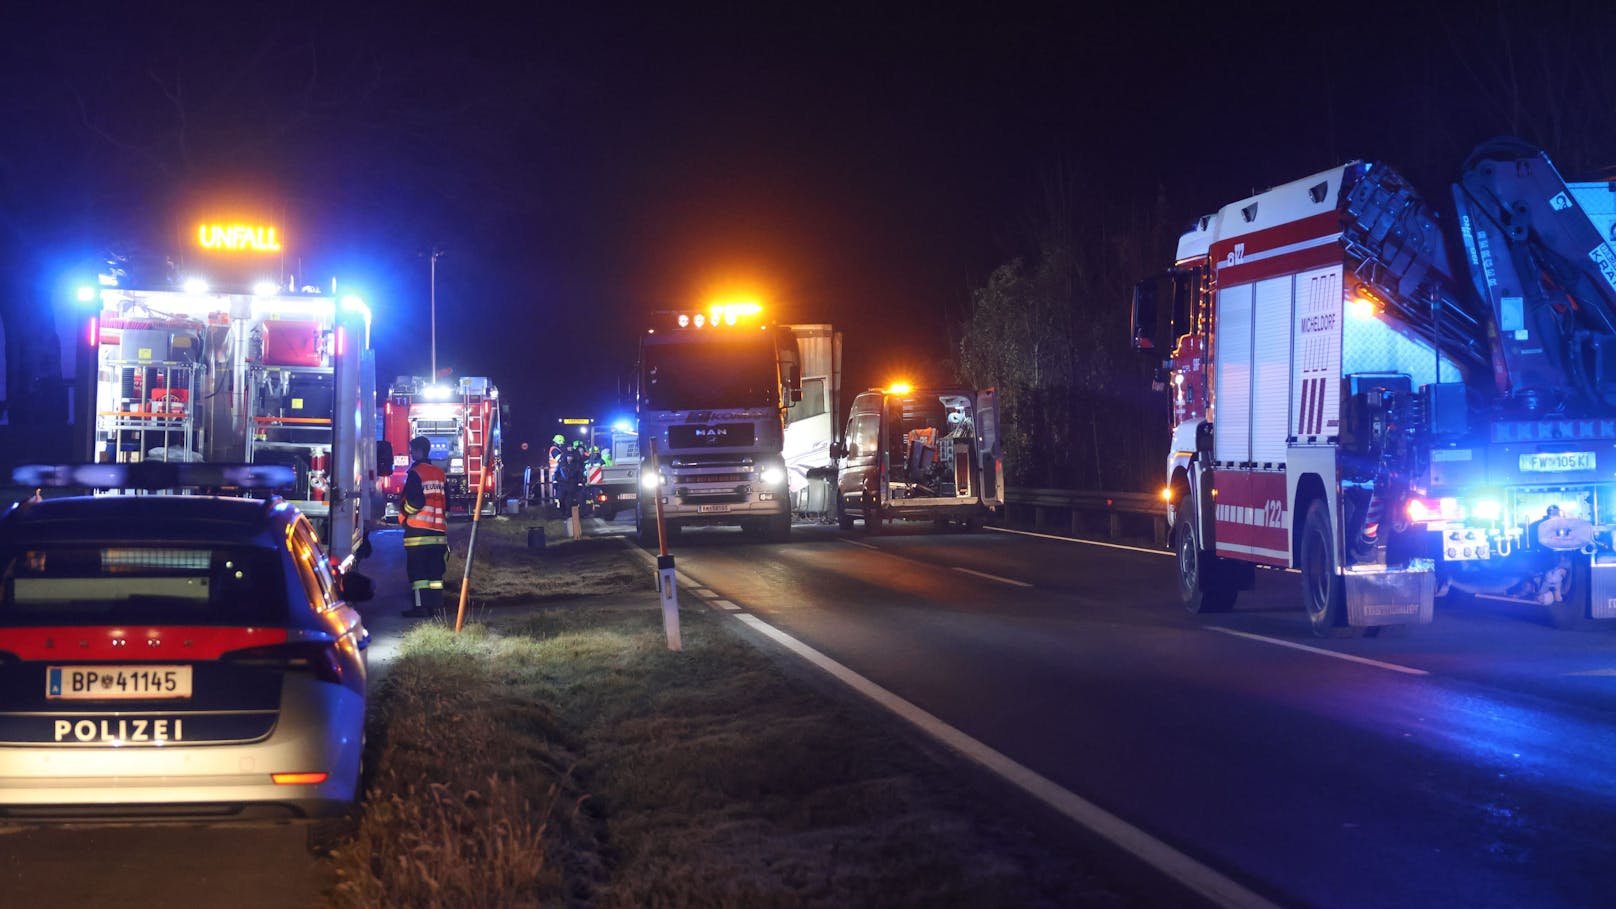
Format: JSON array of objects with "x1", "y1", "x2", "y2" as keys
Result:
[{"x1": 645, "y1": 517, "x2": 1616, "y2": 909}]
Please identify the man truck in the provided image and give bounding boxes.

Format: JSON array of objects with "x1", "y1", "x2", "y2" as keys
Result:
[{"x1": 634, "y1": 306, "x2": 837, "y2": 544}]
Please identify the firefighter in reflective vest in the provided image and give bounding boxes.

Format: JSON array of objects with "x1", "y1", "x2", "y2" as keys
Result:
[
  {"x1": 401, "y1": 435, "x2": 449, "y2": 618},
  {"x1": 547, "y1": 434, "x2": 566, "y2": 504}
]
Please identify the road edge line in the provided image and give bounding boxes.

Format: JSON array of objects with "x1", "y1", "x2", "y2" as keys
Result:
[
  {"x1": 1205, "y1": 627, "x2": 1429, "y2": 676},
  {"x1": 952, "y1": 566, "x2": 1033, "y2": 588},
  {"x1": 732, "y1": 612, "x2": 1283, "y2": 909},
  {"x1": 987, "y1": 525, "x2": 1172, "y2": 556}
]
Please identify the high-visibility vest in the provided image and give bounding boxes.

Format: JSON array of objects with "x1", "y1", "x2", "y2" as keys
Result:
[{"x1": 403, "y1": 461, "x2": 448, "y2": 541}]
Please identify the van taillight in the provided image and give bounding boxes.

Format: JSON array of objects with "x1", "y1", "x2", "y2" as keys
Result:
[{"x1": 222, "y1": 641, "x2": 343, "y2": 685}]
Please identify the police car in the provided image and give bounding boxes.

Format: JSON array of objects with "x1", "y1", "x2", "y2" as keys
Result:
[{"x1": 0, "y1": 465, "x2": 370, "y2": 821}]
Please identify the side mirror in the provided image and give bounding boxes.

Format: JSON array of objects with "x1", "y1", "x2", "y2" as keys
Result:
[
  {"x1": 829, "y1": 441, "x2": 846, "y2": 459},
  {"x1": 1130, "y1": 279, "x2": 1159, "y2": 351},
  {"x1": 376, "y1": 440, "x2": 395, "y2": 472},
  {"x1": 339, "y1": 569, "x2": 375, "y2": 603}
]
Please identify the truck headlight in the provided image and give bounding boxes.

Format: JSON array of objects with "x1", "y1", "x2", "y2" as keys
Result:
[
  {"x1": 760, "y1": 466, "x2": 785, "y2": 486},
  {"x1": 641, "y1": 472, "x2": 664, "y2": 491}
]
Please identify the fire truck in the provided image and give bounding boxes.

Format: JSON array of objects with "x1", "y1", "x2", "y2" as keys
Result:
[
  {"x1": 1134, "y1": 138, "x2": 1616, "y2": 635},
  {"x1": 78, "y1": 221, "x2": 379, "y2": 561},
  {"x1": 635, "y1": 304, "x2": 820, "y2": 544},
  {"x1": 381, "y1": 375, "x2": 503, "y2": 517}
]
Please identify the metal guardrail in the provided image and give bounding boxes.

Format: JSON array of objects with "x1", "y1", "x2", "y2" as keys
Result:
[{"x1": 1003, "y1": 487, "x2": 1168, "y2": 546}]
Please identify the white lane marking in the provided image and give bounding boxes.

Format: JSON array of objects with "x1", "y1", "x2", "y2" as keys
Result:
[
  {"x1": 732, "y1": 613, "x2": 1281, "y2": 909},
  {"x1": 1206, "y1": 627, "x2": 1429, "y2": 676},
  {"x1": 842, "y1": 538, "x2": 880, "y2": 551},
  {"x1": 711, "y1": 599, "x2": 741, "y2": 611},
  {"x1": 987, "y1": 525, "x2": 1171, "y2": 556},
  {"x1": 952, "y1": 566, "x2": 1033, "y2": 588}
]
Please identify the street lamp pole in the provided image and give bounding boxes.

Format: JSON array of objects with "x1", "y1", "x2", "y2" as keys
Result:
[{"x1": 429, "y1": 247, "x2": 443, "y2": 379}]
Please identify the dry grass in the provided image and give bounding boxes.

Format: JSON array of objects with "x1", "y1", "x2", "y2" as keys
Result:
[
  {"x1": 441, "y1": 515, "x2": 643, "y2": 614},
  {"x1": 328, "y1": 625, "x2": 602, "y2": 908},
  {"x1": 329, "y1": 604, "x2": 1124, "y2": 908}
]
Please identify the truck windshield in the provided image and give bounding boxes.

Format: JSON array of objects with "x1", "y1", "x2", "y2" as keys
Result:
[{"x1": 641, "y1": 336, "x2": 779, "y2": 411}]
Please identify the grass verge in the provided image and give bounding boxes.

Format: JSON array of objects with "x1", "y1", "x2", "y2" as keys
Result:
[
  {"x1": 330, "y1": 600, "x2": 1124, "y2": 907},
  {"x1": 439, "y1": 514, "x2": 644, "y2": 614}
]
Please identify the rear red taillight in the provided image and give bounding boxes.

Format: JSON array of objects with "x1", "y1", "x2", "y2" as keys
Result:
[{"x1": 222, "y1": 641, "x2": 344, "y2": 685}]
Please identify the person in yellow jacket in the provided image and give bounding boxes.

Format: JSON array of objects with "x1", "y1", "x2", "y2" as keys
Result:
[{"x1": 401, "y1": 435, "x2": 448, "y2": 618}]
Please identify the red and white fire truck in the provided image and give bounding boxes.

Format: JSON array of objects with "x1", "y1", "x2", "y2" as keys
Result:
[
  {"x1": 79, "y1": 220, "x2": 379, "y2": 562},
  {"x1": 381, "y1": 375, "x2": 503, "y2": 517},
  {"x1": 1135, "y1": 139, "x2": 1616, "y2": 635}
]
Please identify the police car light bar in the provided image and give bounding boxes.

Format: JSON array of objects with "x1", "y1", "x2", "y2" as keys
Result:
[{"x1": 14, "y1": 463, "x2": 298, "y2": 491}]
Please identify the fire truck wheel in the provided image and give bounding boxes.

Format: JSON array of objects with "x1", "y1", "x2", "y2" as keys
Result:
[
  {"x1": 838, "y1": 496, "x2": 855, "y2": 531},
  {"x1": 1173, "y1": 519, "x2": 1235, "y2": 614},
  {"x1": 766, "y1": 513, "x2": 792, "y2": 542},
  {"x1": 1547, "y1": 556, "x2": 1593, "y2": 630},
  {"x1": 1299, "y1": 499, "x2": 1358, "y2": 637},
  {"x1": 963, "y1": 513, "x2": 985, "y2": 532}
]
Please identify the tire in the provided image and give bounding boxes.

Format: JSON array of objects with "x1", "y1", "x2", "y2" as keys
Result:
[
  {"x1": 1173, "y1": 518, "x2": 1236, "y2": 614},
  {"x1": 600, "y1": 505, "x2": 618, "y2": 521},
  {"x1": 864, "y1": 499, "x2": 883, "y2": 534},
  {"x1": 1547, "y1": 556, "x2": 1593, "y2": 630},
  {"x1": 766, "y1": 513, "x2": 791, "y2": 542},
  {"x1": 963, "y1": 513, "x2": 985, "y2": 532},
  {"x1": 636, "y1": 511, "x2": 658, "y2": 548},
  {"x1": 838, "y1": 496, "x2": 855, "y2": 531},
  {"x1": 1298, "y1": 499, "x2": 1360, "y2": 638}
]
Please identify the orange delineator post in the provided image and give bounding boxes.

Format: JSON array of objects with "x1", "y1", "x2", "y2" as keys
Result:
[
  {"x1": 649, "y1": 439, "x2": 681, "y2": 651},
  {"x1": 453, "y1": 469, "x2": 489, "y2": 633}
]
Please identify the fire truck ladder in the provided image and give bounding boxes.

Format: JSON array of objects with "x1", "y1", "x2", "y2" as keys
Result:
[{"x1": 463, "y1": 390, "x2": 486, "y2": 494}]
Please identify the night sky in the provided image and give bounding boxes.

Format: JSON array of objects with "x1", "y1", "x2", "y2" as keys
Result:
[{"x1": 2, "y1": 2, "x2": 1611, "y2": 452}]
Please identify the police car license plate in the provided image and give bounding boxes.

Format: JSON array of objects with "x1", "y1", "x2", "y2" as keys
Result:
[
  {"x1": 1520, "y1": 451, "x2": 1594, "y2": 473},
  {"x1": 698, "y1": 504, "x2": 730, "y2": 513},
  {"x1": 48, "y1": 666, "x2": 192, "y2": 700}
]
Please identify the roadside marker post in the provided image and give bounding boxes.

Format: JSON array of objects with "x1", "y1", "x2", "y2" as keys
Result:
[
  {"x1": 453, "y1": 469, "x2": 490, "y2": 633},
  {"x1": 649, "y1": 439, "x2": 681, "y2": 651},
  {"x1": 569, "y1": 504, "x2": 583, "y2": 540}
]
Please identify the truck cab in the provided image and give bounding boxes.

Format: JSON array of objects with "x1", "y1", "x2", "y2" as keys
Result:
[{"x1": 836, "y1": 385, "x2": 1001, "y2": 532}]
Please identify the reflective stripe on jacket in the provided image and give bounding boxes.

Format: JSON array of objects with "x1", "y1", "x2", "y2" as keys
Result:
[{"x1": 403, "y1": 461, "x2": 449, "y2": 541}]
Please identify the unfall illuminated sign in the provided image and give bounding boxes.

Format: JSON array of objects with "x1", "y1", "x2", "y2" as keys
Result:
[{"x1": 196, "y1": 223, "x2": 282, "y2": 253}]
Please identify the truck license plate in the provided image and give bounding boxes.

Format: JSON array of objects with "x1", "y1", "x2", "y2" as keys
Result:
[
  {"x1": 618, "y1": 493, "x2": 636, "y2": 500},
  {"x1": 1520, "y1": 451, "x2": 1594, "y2": 473},
  {"x1": 48, "y1": 666, "x2": 192, "y2": 700},
  {"x1": 698, "y1": 504, "x2": 730, "y2": 513}
]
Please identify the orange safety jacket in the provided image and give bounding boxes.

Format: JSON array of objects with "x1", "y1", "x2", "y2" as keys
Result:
[{"x1": 402, "y1": 461, "x2": 448, "y2": 544}]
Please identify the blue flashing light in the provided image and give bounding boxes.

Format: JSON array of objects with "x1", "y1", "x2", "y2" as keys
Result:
[
  {"x1": 75, "y1": 286, "x2": 97, "y2": 304},
  {"x1": 612, "y1": 419, "x2": 634, "y2": 434}
]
